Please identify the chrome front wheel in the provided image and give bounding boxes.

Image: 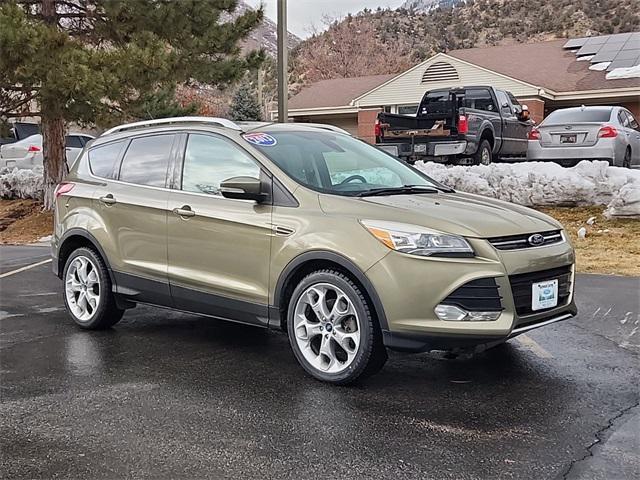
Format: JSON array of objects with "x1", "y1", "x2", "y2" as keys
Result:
[
  {"x1": 293, "y1": 283, "x2": 361, "y2": 374},
  {"x1": 65, "y1": 255, "x2": 101, "y2": 322}
]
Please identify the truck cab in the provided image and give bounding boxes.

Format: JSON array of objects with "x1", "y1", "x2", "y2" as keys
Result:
[{"x1": 375, "y1": 86, "x2": 532, "y2": 165}]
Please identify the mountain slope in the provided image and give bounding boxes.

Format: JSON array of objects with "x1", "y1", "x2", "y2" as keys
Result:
[
  {"x1": 292, "y1": 0, "x2": 640, "y2": 82},
  {"x1": 236, "y1": 1, "x2": 300, "y2": 57}
]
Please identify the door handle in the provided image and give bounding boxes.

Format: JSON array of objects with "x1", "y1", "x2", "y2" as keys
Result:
[
  {"x1": 99, "y1": 194, "x2": 116, "y2": 205},
  {"x1": 173, "y1": 205, "x2": 195, "y2": 218}
]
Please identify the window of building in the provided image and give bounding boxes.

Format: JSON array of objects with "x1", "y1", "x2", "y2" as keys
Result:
[{"x1": 397, "y1": 104, "x2": 419, "y2": 115}]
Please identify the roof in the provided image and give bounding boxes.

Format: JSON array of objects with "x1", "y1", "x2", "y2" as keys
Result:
[
  {"x1": 288, "y1": 74, "x2": 396, "y2": 110},
  {"x1": 447, "y1": 39, "x2": 640, "y2": 93}
]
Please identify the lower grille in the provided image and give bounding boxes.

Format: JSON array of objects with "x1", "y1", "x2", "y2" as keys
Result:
[
  {"x1": 509, "y1": 265, "x2": 572, "y2": 316},
  {"x1": 441, "y1": 277, "x2": 503, "y2": 312},
  {"x1": 489, "y1": 230, "x2": 563, "y2": 250}
]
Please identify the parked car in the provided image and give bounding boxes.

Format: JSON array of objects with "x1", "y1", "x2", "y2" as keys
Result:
[
  {"x1": 527, "y1": 106, "x2": 640, "y2": 168},
  {"x1": 52, "y1": 117, "x2": 576, "y2": 385},
  {"x1": 0, "y1": 121, "x2": 39, "y2": 147},
  {"x1": 375, "y1": 86, "x2": 533, "y2": 165},
  {"x1": 0, "y1": 133, "x2": 94, "y2": 169}
]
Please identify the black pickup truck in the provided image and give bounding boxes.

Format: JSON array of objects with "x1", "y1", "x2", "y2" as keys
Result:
[{"x1": 375, "y1": 86, "x2": 533, "y2": 165}]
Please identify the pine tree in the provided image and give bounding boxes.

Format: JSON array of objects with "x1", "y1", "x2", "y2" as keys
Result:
[
  {"x1": 229, "y1": 83, "x2": 262, "y2": 122},
  {"x1": 0, "y1": 1, "x2": 264, "y2": 208}
]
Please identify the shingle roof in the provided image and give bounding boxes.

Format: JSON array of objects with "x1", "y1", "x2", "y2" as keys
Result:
[
  {"x1": 289, "y1": 74, "x2": 396, "y2": 110},
  {"x1": 447, "y1": 39, "x2": 640, "y2": 92}
]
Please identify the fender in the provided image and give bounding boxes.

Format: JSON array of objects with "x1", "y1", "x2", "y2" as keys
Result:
[
  {"x1": 272, "y1": 250, "x2": 389, "y2": 330},
  {"x1": 477, "y1": 120, "x2": 500, "y2": 153},
  {"x1": 56, "y1": 228, "x2": 116, "y2": 286}
]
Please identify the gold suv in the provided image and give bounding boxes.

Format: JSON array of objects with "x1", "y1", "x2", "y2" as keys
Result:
[{"x1": 53, "y1": 117, "x2": 577, "y2": 384}]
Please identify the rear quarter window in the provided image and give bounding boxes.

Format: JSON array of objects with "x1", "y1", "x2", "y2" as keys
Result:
[
  {"x1": 118, "y1": 134, "x2": 175, "y2": 187},
  {"x1": 88, "y1": 141, "x2": 125, "y2": 179}
]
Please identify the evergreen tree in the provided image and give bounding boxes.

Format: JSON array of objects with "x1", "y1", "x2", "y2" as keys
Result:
[
  {"x1": 0, "y1": 1, "x2": 264, "y2": 208},
  {"x1": 229, "y1": 83, "x2": 262, "y2": 122}
]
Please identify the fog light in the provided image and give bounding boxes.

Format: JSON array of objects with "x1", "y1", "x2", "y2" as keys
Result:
[
  {"x1": 435, "y1": 304, "x2": 501, "y2": 322},
  {"x1": 434, "y1": 304, "x2": 467, "y2": 321}
]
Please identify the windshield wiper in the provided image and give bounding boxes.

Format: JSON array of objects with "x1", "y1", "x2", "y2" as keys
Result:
[{"x1": 355, "y1": 185, "x2": 440, "y2": 197}]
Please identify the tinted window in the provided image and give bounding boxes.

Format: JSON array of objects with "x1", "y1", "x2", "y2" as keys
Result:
[
  {"x1": 119, "y1": 135, "x2": 174, "y2": 187},
  {"x1": 88, "y1": 141, "x2": 125, "y2": 179},
  {"x1": 464, "y1": 89, "x2": 496, "y2": 112},
  {"x1": 419, "y1": 91, "x2": 451, "y2": 115},
  {"x1": 182, "y1": 134, "x2": 260, "y2": 196},
  {"x1": 544, "y1": 109, "x2": 612, "y2": 124},
  {"x1": 627, "y1": 112, "x2": 639, "y2": 130},
  {"x1": 507, "y1": 92, "x2": 521, "y2": 108},
  {"x1": 81, "y1": 136, "x2": 94, "y2": 145},
  {"x1": 66, "y1": 135, "x2": 83, "y2": 148},
  {"x1": 397, "y1": 104, "x2": 418, "y2": 115},
  {"x1": 495, "y1": 91, "x2": 511, "y2": 113}
]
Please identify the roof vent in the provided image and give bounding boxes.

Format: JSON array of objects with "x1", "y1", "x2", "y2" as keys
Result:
[{"x1": 422, "y1": 61, "x2": 459, "y2": 83}]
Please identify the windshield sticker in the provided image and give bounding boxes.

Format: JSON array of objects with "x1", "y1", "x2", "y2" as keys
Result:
[{"x1": 243, "y1": 132, "x2": 277, "y2": 147}]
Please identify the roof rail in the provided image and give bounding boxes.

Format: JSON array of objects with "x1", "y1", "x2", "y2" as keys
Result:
[{"x1": 102, "y1": 116, "x2": 242, "y2": 136}]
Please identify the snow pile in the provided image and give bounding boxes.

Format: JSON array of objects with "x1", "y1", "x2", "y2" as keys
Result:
[
  {"x1": 606, "y1": 65, "x2": 640, "y2": 80},
  {"x1": 0, "y1": 167, "x2": 44, "y2": 200},
  {"x1": 415, "y1": 160, "x2": 640, "y2": 217}
]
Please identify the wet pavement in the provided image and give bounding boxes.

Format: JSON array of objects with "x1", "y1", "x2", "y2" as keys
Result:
[{"x1": 1, "y1": 245, "x2": 638, "y2": 479}]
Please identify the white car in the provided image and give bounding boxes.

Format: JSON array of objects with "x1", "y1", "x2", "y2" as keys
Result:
[{"x1": 0, "y1": 133, "x2": 94, "y2": 169}]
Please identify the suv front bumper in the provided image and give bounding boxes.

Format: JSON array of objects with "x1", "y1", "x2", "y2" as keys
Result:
[{"x1": 366, "y1": 238, "x2": 577, "y2": 352}]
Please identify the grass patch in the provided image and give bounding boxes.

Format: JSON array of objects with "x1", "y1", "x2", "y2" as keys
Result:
[{"x1": 538, "y1": 206, "x2": 640, "y2": 276}]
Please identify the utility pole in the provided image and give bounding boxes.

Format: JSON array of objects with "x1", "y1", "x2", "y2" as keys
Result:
[{"x1": 277, "y1": 0, "x2": 288, "y2": 123}]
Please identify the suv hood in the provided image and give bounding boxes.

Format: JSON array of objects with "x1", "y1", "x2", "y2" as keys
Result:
[{"x1": 319, "y1": 192, "x2": 561, "y2": 238}]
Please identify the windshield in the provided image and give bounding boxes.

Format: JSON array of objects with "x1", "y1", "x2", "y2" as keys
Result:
[
  {"x1": 543, "y1": 109, "x2": 612, "y2": 124},
  {"x1": 245, "y1": 130, "x2": 442, "y2": 196}
]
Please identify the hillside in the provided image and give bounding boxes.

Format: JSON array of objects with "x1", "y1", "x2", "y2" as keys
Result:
[
  {"x1": 236, "y1": 1, "x2": 300, "y2": 57},
  {"x1": 292, "y1": 0, "x2": 640, "y2": 82}
]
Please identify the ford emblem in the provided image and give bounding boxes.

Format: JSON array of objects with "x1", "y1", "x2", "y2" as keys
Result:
[{"x1": 528, "y1": 234, "x2": 545, "y2": 246}]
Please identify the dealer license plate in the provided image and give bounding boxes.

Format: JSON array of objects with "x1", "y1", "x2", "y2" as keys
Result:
[{"x1": 532, "y1": 279, "x2": 558, "y2": 311}]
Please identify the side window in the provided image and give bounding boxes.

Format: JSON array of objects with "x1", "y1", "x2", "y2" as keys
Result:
[
  {"x1": 618, "y1": 110, "x2": 629, "y2": 127},
  {"x1": 495, "y1": 91, "x2": 512, "y2": 114},
  {"x1": 81, "y1": 136, "x2": 94, "y2": 145},
  {"x1": 66, "y1": 135, "x2": 84, "y2": 148},
  {"x1": 627, "y1": 112, "x2": 639, "y2": 130},
  {"x1": 507, "y1": 92, "x2": 521, "y2": 108},
  {"x1": 87, "y1": 141, "x2": 125, "y2": 179},
  {"x1": 181, "y1": 134, "x2": 260, "y2": 196},
  {"x1": 464, "y1": 89, "x2": 497, "y2": 112},
  {"x1": 119, "y1": 134, "x2": 175, "y2": 187}
]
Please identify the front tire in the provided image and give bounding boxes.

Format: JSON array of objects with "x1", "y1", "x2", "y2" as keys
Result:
[
  {"x1": 62, "y1": 247, "x2": 124, "y2": 330},
  {"x1": 287, "y1": 270, "x2": 387, "y2": 384},
  {"x1": 473, "y1": 140, "x2": 493, "y2": 165}
]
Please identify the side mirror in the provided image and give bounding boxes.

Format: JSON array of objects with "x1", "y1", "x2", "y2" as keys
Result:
[
  {"x1": 513, "y1": 104, "x2": 523, "y2": 115},
  {"x1": 220, "y1": 176, "x2": 267, "y2": 202}
]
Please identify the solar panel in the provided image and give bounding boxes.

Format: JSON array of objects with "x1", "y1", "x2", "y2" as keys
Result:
[
  {"x1": 563, "y1": 37, "x2": 589, "y2": 49},
  {"x1": 605, "y1": 32, "x2": 632, "y2": 43},
  {"x1": 583, "y1": 36, "x2": 608, "y2": 45},
  {"x1": 613, "y1": 49, "x2": 640, "y2": 61},
  {"x1": 591, "y1": 51, "x2": 619, "y2": 63},
  {"x1": 576, "y1": 44, "x2": 602, "y2": 56},
  {"x1": 607, "y1": 58, "x2": 640, "y2": 71}
]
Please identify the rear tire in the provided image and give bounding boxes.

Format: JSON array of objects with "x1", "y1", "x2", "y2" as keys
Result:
[
  {"x1": 62, "y1": 247, "x2": 124, "y2": 330},
  {"x1": 287, "y1": 270, "x2": 387, "y2": 384},
  {"x1": 473, "y1": 140, "x2": 493, "y2": 166},
  {"x1": 623, "y1": 148, "x2": 631, "y2": 168}
]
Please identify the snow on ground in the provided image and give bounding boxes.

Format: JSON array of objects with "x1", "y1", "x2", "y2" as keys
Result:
[
  {"x1": 0, "y1": 167, "x2": 44, "y2": 200},
  {"x1": 415, "y1": 160, "x2": 640, "y2": 218}
]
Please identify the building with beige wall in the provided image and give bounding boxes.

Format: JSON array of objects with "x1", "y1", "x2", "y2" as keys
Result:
[{"x1": 282, "y1": 36, "x2": 640, "y2": 143}]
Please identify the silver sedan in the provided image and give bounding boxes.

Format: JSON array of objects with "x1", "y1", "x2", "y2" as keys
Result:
[{"x1": 527, "y1": 106, "x2": 640, "y2": 168}]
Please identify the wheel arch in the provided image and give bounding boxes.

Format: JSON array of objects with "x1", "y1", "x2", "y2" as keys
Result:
[
  {"x1": 57, "y1": 229, "x2": 115, "y2": 285},
  {"x1": 479, "y1": 127, "x2": 495, "y2": 150},
  {"x1": 272, "y1": 251, "x2": 389, "y2": 332}
]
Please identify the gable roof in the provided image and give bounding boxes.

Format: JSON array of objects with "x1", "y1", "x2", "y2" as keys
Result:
[
  {"x1": 288, "y1": 74, "x2": 395, "y2": 110},
  {"x1": 448, "y1": 39, "x2": 640, "y2": 93}
]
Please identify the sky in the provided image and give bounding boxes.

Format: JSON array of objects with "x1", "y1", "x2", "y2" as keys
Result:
[{"x1": 244, "y1": 0, "x2": 406, "y2": 39}]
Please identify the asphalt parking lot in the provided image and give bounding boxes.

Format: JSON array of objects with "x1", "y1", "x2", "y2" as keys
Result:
[{"x1": 1, "y1": 245, "x2": 638, "y2": 479}]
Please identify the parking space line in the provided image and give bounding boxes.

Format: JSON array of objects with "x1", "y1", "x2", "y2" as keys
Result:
[
  {"x1": 516, "y1": 334, "x2": 554, "y2": 359},
  {"x1": 0, "y1": 259, "x2": 52, "y2": 279}
]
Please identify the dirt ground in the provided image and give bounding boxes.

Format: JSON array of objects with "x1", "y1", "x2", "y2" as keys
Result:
[{"x1": 0, "y1": 200, "x2": 638, "y2": 275}]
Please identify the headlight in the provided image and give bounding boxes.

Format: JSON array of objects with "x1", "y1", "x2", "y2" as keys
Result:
[{"x1": 360, "y1": 220, "x2": 474, "y2": 257}]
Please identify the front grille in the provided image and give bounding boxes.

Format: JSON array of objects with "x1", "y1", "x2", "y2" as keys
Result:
[
  {"x1": 441, "y1": 277, "x2": 503, "y2": 312},
  {"x1": 489, "y1": 230, "x2": 563, "y2": 250},
  {"x1": 509, "y1": 265, "x2": 572, "y2": 316}
]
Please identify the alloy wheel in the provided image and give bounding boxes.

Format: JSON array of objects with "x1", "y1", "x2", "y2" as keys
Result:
[
  {"x1": 293, "y1": 283, "x2": 361, "y2": 374},
  {"x1": 65, "y1": 255, "x2": 101, "y2": 322}
]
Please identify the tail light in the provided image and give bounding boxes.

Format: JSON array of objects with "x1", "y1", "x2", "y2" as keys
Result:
[
  {"x1": 27, "y1": 145, "x2": 41, "y2": 152},
  {"x1": 374, "y1": 118, "x2": 382, "y2": 138},
  {"x1": 598, "y1": 125, "x2": 618, "y2": 138},
  {"x1": 458, "y1": 115, "x2": 468, "y2": 135},
  {"x1": 54, "y1": 182, "x2": 75, "y2": 199},
  {"x1": 528, "y1": 128, "x2": 541, "y2": 140}
]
